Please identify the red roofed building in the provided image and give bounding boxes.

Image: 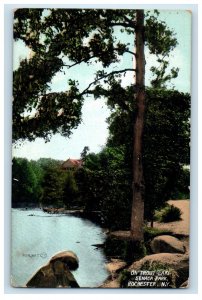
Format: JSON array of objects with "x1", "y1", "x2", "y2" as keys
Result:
[{"x1": 61, "y1": 158, "x2": 83, "y2": 170}]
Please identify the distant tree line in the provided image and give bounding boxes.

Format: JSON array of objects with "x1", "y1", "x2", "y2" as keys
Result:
[
  {"x1": 12, "y1": 157, "x2": 78, "y2": 208},
  {"x1": 12, "y1": 88, "x2": 190, "y2": 231}
]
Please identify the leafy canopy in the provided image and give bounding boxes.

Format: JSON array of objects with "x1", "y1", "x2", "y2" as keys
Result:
[{"x1": 13, "y1": 9, "x2": 178, "y2": 142}]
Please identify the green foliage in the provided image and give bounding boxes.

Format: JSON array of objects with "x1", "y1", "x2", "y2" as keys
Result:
[
  {"x1": 75, "y1": 146, "x2": 132, "y2": 229},
  {"x1": 13, "y1": 9, "x2": 178, "y2": 142},
  {"x1": 12, "y1": 157, "x2": 42, "y2": 207},
  {"x1": 12, "y1": 10, "x2": 190, "y2": 241},
  {"x1": 127, "y1": 241, "x2": 147, "y2": 263},
  {"x1": 12, "y1": 157, "x2": 82, "y2": 208},
  {"x1": 154, "y1": 204, "x2": 182, "y2": 223},
  {"x1": 36, "y1": 157, "x2": 62, "y2": 170},
  {"x1": 144, "y1": 14, "x2": 179, "y2": 88},
  {"x1": 104, "y1": 237, "x2": 146, "y2": 263},
  {"x1": 143, "y1": 227, "x2": 172, "y2": 241},
  {"x1": 169, "y1": 168, "x2": 190, "y2": 200},
  {"x1": 104, "y1": 237, "x2": 129, "y2": 259},
  {"x1": 119, "y1": 269, "x2": 131, "y2": 288},
  {"x1": 63, "y1": 171, "x2": 79, "y2": 208},
  {"x1": 12, "y1": 89, "x2": 189, "y2": 225},
  {"x1": 80, "y1": 146, "x2": 90, "y2": 161},
  {"x1": 145, "y1": 15, "x2": 177, "y2": 56},
  {"x1": 73, "y1": 88, "x2": 190, "y2": 229},
  {"x1": 40, "y1": 164, "x2": 66, "y2": 207},
  {"x1": 106, "y1": 88, "x2": 190, "y2": 222},
  {"x1": 102, "y1": 228, "x2": 174, "y2": 258}
]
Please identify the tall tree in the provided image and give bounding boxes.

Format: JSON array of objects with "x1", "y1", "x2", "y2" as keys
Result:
[
  {"x1": 131, "y1": 10, "x2": 145, "y2": 242},
  {"x1": 13, "y1": 9, "x2": 179, "y2": 242},
  {"x1": 40, "y1": 164, "x2": 65, "y2": 207}
]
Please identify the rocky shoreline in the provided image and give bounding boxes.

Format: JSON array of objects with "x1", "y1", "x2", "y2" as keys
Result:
[
  {"x1": 42, "y1": 207, "x2": 105, "y2": 225},
  {"x1": 99, "y1": 231, "x2": 189, "y2": 288},
  {"x1": 99, "y1": 200, "x2": 190, "y2": 289},
  {"x1": 33, "y1": 200, "x2": 190, "y2": 289}
]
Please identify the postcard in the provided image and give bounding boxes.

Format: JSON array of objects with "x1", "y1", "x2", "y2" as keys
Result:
[{"x1": 11, "y1": 8, "x2": 191, "y2": 288}]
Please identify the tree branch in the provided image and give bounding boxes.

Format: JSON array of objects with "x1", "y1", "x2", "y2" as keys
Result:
[
  {"x1": 109, "y1": 22, "x2": 135, "y2": 29},
  {"x1": 80, "y1": 68, "x2": 136, "y2": 96},
  {"x1": 125, "y1": 50, "x2": 136, "y2": 57},
  {"x1": 62, "y1": 49, "x2": 136, "y2": 70},
  {"x1": 110, "y1": 10, "x2": 136, "y2": 28},
  {"x1": 62, "y1": 56, "x2": 96, "y2": 69},
  {"x1": 123, "y1": 15, "x2": 136, "y2": 27}
]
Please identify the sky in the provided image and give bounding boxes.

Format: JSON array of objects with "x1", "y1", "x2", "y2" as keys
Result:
[{"x1": 12, "y1": 10, "x2": 191, "y2": 161}]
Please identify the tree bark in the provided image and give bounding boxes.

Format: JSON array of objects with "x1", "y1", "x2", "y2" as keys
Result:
[{"x1": 130, "y1": 10, "x2": 145, "y2": 242}]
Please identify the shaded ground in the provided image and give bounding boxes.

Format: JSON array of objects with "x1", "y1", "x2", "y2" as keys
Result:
[{"x1": 153, "y1": 200, "x2": 190, "y2": 236}]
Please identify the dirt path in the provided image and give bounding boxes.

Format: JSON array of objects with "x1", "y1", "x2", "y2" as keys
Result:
[
  {"x1": 109, "y1": 200, "x2": 190, "y2": 240},
  {"x1": 153, "y1": 200, "x2": 190, "y2": 236}
]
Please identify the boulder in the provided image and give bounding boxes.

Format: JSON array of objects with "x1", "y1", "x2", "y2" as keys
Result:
[
  {"x1": 128, "y1": 253, "x2": 189, "y2": 272},
  {"x1": 106, "y1": 259, "x2": 127, "y2": 274},
  {"x1": 151, "y1": 235, "x2": 185, "y2": 254},
  {"x1": 100, "y1": 278, "x2": 120, "y2": 288},
  {"x1": 26, "y1": 263, "x2": 57, "y2": 288},
  {"x1": 128, "y1": 253, "x2": 189, "y2": 288},
  {"x1": 50, "y1": 250, "x2": 79, "y2": 271},
  {"x1": 26, "y1": 251, "x2": 79, "y2": 288}
]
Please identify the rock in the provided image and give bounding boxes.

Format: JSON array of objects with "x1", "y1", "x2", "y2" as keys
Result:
[
  {"x1": 50, "y1": 250, "x2": 79, "y2": 271},
  {"x1": 26, "y1": 263, "x2": 57, "y2": 288},
  {"x1": 99, "y1": 259, "x2": 127, "y2": 288},
  {"x1": 151, "y1": 235, "x2": 185, "y2": 254},
  {"x1": 110, "y1": 230, "x2": 131, "y2": 240},
  {"x1": 26, "y1": 251, "x2": 79, "y2": 288},
  {"x1": 128, "y1": 253, "x2": 189, "y2": 271},
  {"x1": 128, "y1": 253, "x2": 189, "y2": 288},
  {"x1": 106, "y1": 259, "x2": 127, "y2": 274},
  {"x1": 100, "y1": 278, "x2": 120, "y2": 288},
  {"x1": 180, "y1": 279, "x2": 189, "y2": 288}
]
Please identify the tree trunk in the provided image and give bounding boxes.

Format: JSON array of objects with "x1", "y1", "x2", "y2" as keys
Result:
[{"x1": 130, "y1": 10, "x2": 145, "y2": 242}]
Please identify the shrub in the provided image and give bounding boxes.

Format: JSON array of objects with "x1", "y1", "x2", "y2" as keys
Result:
[
  {"x1": 154, "y1": 204, "x2": 182, "y2": 223},
  {"x1": 104, "y1": 236, "x2": 147, "y2": 264}
]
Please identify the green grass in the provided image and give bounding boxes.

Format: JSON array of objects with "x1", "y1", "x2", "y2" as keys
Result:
[{"x1": 144, "y1": 227, "x2": 172, "y2": 240}]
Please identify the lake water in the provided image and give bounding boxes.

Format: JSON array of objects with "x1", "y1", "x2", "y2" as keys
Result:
[{"x1": 11, "y1": 208, "x2": 109, "y2": 288}]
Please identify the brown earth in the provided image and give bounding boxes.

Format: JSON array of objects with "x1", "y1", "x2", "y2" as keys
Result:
[{"x1": 153, "y1": 200, "x2": 190, "y2": 236}]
